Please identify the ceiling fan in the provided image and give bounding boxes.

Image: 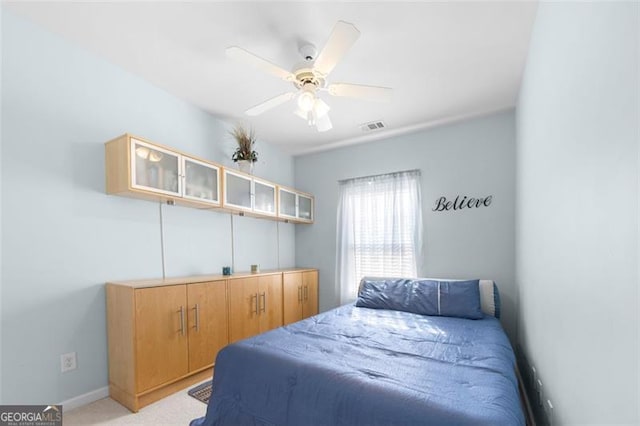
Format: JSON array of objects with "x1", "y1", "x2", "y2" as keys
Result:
[{"x1": 226, "y1": 21, "x2": 392, "y2": 132}]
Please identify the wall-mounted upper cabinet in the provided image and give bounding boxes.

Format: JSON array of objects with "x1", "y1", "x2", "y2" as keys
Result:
[
  {"x1": 106, "y1": 134, "x2": 221, "y2": 209},
  {"x1": 278, "y1": 187, "x2": 314, "y2": 223},
  {"x1": 222, "y1": 170, "x2": 277, "y2": 217},
  {"x1": 105, "y1": 133, "x2": 312, "y2": 223},
  {"x1": 254, "y1": 178, "x2": 277, "y2": 216},
  {"x1": 183, "y1": 157, "x2": 220, "y2": 205}
]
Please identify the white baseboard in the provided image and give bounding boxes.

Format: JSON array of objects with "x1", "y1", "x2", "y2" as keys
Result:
[{"x1": 60, "y1": 386, "x2": 109, "y2": 412}]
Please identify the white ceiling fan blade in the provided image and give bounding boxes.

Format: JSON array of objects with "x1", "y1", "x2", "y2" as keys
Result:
[
  {"x1": 316, "y1": 113, "x2": 333, "y2": 132},
  {"x1": 246, "y1": 92, "x2": 296, "y2": 116},
  {"x1": 328, "y1": 83, "x2": 393, "y2": 102},
  {"x1": 313, "y1": 21, "x2": 360, "y2": 76},
  {"x1": 226, "y1": 46, "x2": 294, "y2": 81}
]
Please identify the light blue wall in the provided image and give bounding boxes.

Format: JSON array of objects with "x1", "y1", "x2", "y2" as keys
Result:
[
  {"x1": 0, "y1": 2, "x2": 3, "y2": 405},
  {"x1": 516, "y1": 2, "x2": 638, "y2": 424},
  {"x1": 294, "y1": 111, "x2": 517, "y2": 339},
  {"x1": 0, "y1": 10, "x2": 294, "y2": 404}
]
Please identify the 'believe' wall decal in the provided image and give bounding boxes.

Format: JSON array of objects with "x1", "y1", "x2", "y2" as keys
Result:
[{"x1": 432, "y1": 195, "x2": 493, "y2": 212}]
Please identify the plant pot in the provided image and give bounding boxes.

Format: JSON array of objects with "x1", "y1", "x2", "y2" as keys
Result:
[{"x1": 237, "y1": 160, "x2": 253, "y2": 174}]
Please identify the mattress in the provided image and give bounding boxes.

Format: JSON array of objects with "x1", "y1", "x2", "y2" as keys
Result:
[{"x1": 190, "y1": 304, "x2": 524, "y2": 426}]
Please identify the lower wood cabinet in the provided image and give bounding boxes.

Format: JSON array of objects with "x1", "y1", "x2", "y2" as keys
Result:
[
  {"x1": 228, "y1": 274, "x2": 283, "y2": 343},
  {"x1": 187, "y1": 281, "x2": 229, "y2": 372},
  {"x1": 134, "y1": 285, "x2": 189, "y2": 393},
  {"x1": 283, "y1": 270, "x2": 319, "y2": 325},
  {"x1": 107, "y1": 279, "x2": 228, "y2": 412},
  {"x1": 106, "y1": 268, "x2": 316, "y2": 412}
]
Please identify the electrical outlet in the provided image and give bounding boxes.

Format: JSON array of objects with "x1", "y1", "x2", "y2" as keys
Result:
[
  {"x1": 531, "y1": 366, "x2": 537, "y2": 385},
  {"x1": 60, "y1": 352, "x2": 77, "y2": 373},
  {"x1": 545, "y1": 399, "x2": 554, "y2": 426},
  {"x1": 536, "y1": 378, "x2": 543, "y2": 406}
]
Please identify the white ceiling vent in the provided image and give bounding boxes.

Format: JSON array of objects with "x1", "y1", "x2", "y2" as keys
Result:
[{"x1": 360, "y1": 120, "x2": 386, "y2": 132}]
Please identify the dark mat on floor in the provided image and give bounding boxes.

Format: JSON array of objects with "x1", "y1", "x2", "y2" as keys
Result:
[{"x1": 188, "y1": 380, "x2": 212, "y2": 404}]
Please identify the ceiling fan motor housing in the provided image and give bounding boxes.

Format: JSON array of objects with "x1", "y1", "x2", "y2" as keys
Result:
[
  {"x1": 293, "y1": 67, "x2": 325, "y2": 90},
  {"x1": 292, "y1": 43, "x2": 326, "y2": 90}
]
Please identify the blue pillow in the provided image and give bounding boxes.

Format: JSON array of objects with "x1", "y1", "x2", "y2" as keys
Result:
[
  {"x1": 437, "y1": 280, "x2": 483, "y2": 320},
  {"x1": 356, "y1": 277, "x2": 483, "y2": 320},
  {"x1": 355, "y1": 278, "x2": 435, "y2": 315}
]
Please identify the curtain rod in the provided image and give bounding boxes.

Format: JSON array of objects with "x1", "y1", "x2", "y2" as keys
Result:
[{"x1": 337, "y1": 169, "x2": 421, "y2": 184}]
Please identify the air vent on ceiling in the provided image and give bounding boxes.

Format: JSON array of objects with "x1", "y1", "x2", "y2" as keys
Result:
[{"x1": 360, "y1": 120, "x2": 386, "y2": 132}]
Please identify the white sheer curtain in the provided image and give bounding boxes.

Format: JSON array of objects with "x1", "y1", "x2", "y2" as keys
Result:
[{"x1": 336, "y1": 170, "x2": 423, "y2": 304}]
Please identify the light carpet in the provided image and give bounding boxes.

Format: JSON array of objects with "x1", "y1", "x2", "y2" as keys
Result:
[{"x1": 63, "y1": 381, "x2": 208, "y2": 425}]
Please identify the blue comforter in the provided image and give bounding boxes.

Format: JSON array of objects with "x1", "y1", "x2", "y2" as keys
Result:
[{"x1": 191, "y1": 304, "x2": 524, "y2": 426}]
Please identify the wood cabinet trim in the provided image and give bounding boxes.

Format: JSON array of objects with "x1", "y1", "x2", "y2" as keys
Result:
[{"x1": 109, "y1": 269, "x2": 314, "y2": 289}]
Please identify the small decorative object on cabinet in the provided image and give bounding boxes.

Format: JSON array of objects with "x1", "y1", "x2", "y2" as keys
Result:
[
  {"x1": 230, "y1": 124, "x2": 258, "y2": 174},
  {"x1": 105, "y1": 134, "x2": 221, "y2": 208},
  {"x1": 278, "y1": 186, "x2": 314, "y2": 223},
  {"x1": 282, "y1": 270, "x2": 319, "y2": 325}
]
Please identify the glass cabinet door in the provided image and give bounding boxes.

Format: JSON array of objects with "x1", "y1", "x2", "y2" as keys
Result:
[
  {"x1": 224, "y1": 170, "x2": 252, "y2": 210},
  {"x1": 183, "y1": 157, "x2": 220, "y2": 205},
  {"x1": 298, "y1": 194, "x2": 313, "y2": 221},
  {"x1": 254, "y1": 179, "x2": 276, "y2": 216},
  {"x1": 131, "y1": 139, "x2": 181, "y2": 196},
  {"x1": 278, "y1": 188, "x2": 297, "y2": 219}
]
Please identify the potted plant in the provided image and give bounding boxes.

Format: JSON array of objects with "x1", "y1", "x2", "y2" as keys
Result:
[{"x1": 230, "y1": 124, "x2": 258, "y2": 174}]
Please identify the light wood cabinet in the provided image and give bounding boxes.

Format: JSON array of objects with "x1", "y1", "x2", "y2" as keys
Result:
[
  {"x1": 283, "y1": 270, "x2": 319, "y2": 325},
  {"x1": 258, "y1": 274, "x2": 284, "y2": 333},
  {"x1": 105, "y1": 133, "x2": 313, "y2": 223},
  {"x1": 106, "y1": 268, "x2": 315, "y2": 412},
  {"x1": 105, "y1": 134, "x2": 221, "y2": 209},
  {"x1": 278, "y1": 186, "x2": 314, "y2": 223},
  {"x1": 222, "y1": 169, "x2": 277, "y2": 217},
  {"x1": 228, "y1": 274, "x2": 283, "y2": 343},
  {"x1": 134, "y1": 286, "x2": 189, "y2": 392},
  {"x1": 187, "y1": 281, "x2": 228, "y2": 372},
  {"x1": 302, "y1": 270, "x2": 319, "y2": 318},
  {"x1": 107, "y1": 279, "x2": 228, "y2": 412}
]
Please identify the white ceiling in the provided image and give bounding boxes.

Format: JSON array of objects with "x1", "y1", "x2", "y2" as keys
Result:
[{"x1": 4, "y1": 1, "x2": 538, "y2": 155}]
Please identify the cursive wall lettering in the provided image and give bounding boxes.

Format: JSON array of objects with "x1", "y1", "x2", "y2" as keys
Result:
[{"x1": 433, "y1": 195, "x2": 493, "y2": 212}]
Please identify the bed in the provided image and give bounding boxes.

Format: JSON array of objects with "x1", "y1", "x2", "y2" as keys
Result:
[{"x1": 190, "y1": 278, "x2": 524, "y2": 426}]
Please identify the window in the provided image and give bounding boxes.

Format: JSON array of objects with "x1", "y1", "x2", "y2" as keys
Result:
[{"x1": 336, "y1": 170, "x2": 423, "y2": 304}]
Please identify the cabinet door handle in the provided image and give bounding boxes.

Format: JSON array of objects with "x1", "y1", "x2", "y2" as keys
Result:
[
  {"x1": 260, "y1": 292, "x2": 266, "y2": 313},
  {"x1": 178, "y1": 306, "x2": 185, "y2": 336},
  {"x1": 298, "y1": 286, "x2": 302, "y2": 303},
  {"x1": 193, "y1": 304, "x2": 200, "y2": 332},
  {"x1": 304, "y1": 285, "x2": 308, "y2": 301},
  {"x1": 252, "y1": 293, "x2": 258, "y2": 315}
]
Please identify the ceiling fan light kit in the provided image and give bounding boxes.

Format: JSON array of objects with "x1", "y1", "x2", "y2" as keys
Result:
[
  {"x1": 226, "y1": 20, "x2": 392, "y2": 133},
  {"x1": 297, "y1": 83, "x2": 317, "y2": 112}
]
